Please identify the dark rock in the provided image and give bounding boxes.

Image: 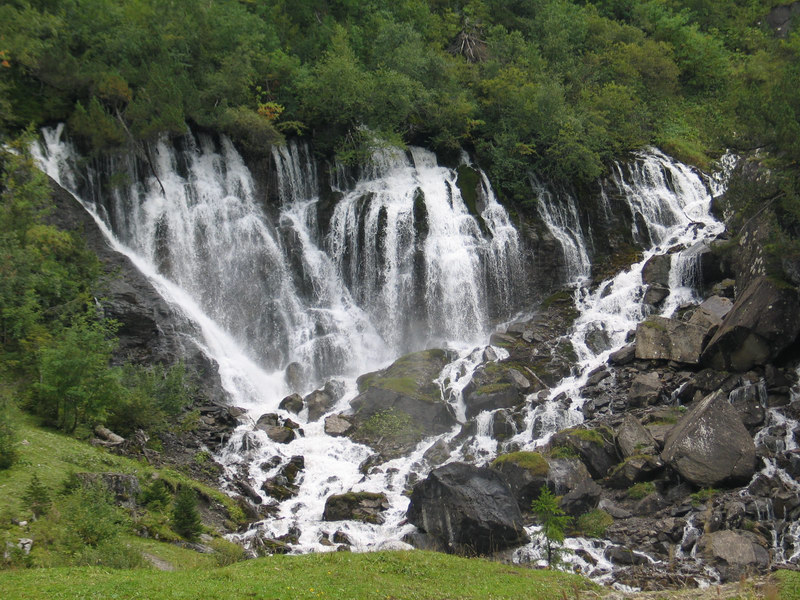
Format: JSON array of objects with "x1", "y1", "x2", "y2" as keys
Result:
[
  {"x1": 604, "y1": 545, "x2": 650, "y2": 565},
  {"x1": 729, "y1": 383, "x2": 767, "y2": 429},
  {"x1": 605, "y1": 454, "x2": 663, "y2": 488},
  {"x1": 701, "y1": 276, "x2": 800, "y2": 372},
  {"x1": 323, "y1": 491, "x2": 389, "y2": 525},
  {"x1": 549, "y1": 428, "x2": 618, "y2": 479},
  {"x1": 616, "y1": 415, "x2": 657, "y2": 458},
  {"x1": 609, "y1": 343, "x2": 636, "y2": 366},
  {"x1": 643, "y1": 284, "x2": 670, "y2": 307},
  {"x1": 662, "y1": 390, "x2": 756, "y2": 487},
  {"x1": 492, "y1": 453, "x2": 590, "y2": 511},
  {"x1": 422, "y1": 439, "x2": 452, "y2": 466},
  {"x1": 635, "y1": 317, "x2": 707, "y2": 364},
  {"x1": 402, "y1": 532, "x2": 448, "y2": 552},
  {"x1": 263, "y1": 425, "x2": 296, "y2": 444},
  {"x1": 304, "y1": 388, "x2": 336, "y2": 422},
  {"x1": 699, "y1": 529, "x2": 770, "y2": 582},
  {"x1": 642, "y1": 254, "x2": 671, "y2": 287},
  {"x1": 406, "y1": 462, "x2": 529, "y2": 554},
  {"x1": 332, "y1": 530, "x2": 351, "y2": 545},
  {"x1": 261, "y1": 456, "x2": 304, "y2": 501},
  {"x1": 559, "y1": 478, "x2": 602, "y2": 516},
  {"x1": 284, "y1": 362, "x2": 305, "y2": 392},
  {"x1": 627, "y1": 372, "x2": 663, "y2": 407},
  {"x1": 491, "y1": 410, "x2": 516, "y2": 441},
  {"x1": 598, "y1": 498, "x2": 631, "y2": 519},
  {"x1": 279, "y1": 394, "x2": 304, "y2": 414},
  {"x1": 234, "y1": 480, "x2": 263, "y2": 505}
]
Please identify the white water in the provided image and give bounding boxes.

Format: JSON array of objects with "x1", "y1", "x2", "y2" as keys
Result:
[
  {"x1": 513, "y1": 149, "x2": 724, "y2": 452},
  {"x1": 35, "y1": 126, "x2": 739, "y2": 568}
]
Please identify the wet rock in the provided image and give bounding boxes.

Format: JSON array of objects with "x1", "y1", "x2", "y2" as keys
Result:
[
  {"x1": 403, "y1": 531, "x2": 448, "y2": 552},
  {"x1": 616, "y1": 415, "x2": 658, "y2": 458},
  {"x1": 688, "y1": 296, "x2": 733, "y2": 329},
  {"x1": 323, "y1": 491, "x2": 389, "y2": 525},
  {"x1": 324, "y1": 415, "x2": 353, "y2": 437},
  {"x1": 604, "y1": 545, "x2": 650, "y2": 565},
  {"x1": 263, "y1": 426, "x2": 296, "y2": 444},
  {"x1": 492, "y1": 452, "x2": 590, "y2": 511},
  {"x1": 605, "y1": 455, "x2": 663, "y2": 488},
  {"x1": 261, "y1": 456, "x2": 304, "y2": 501},
  {"x1": 348, "y1": 349, "x2": 456, "y2": 458},
  {"x1": 643, "y1": 284, "x2": 670, "y2": 307},
  {"x1": 406, "y1": 462, "x2": 529, "y2": 554},
  {"x1": 634, "y1": 317, "x2": 707, "y2": 364},
  {"x1": 701, "y1": 276, "x2": 800, "y2": 372},
  {"x1": 662, "y1": 390, "x2": 756, "y2": 487},
  {"x1": 491, "y1": 410, "x2": 516, "y2": 441},
  {"x1": 284, "y1": 362, "x2": 305, "y2": 392},
  {"x1": 239, "y1": 432, "x2": 261, "y2": 453},
  {"x1": 728, "y1": 383, "x2": 767, "y2": 429},
  {"x1": 699, "y1": 529, "x2": 770, "y2": 582},
  {"x1": 422, "y1": 438, "x2": 452, "y2": 466},
  {"x1": 235, "y1": 480, "x2": 263, "y2": 505},
  {"x1": 332, "y1": 530, "x2": 351, "y2": 545},
  {"x1": 642, "y1": 254, "x2": 671, "y2": 287},
  {"x1": 627, "y1": 372, "x2": 663, "y2": 407},
  {"x1": 304, "y1": 387, "x2": 336, "y2": 422},
  {"x1": 278, "y1": 394, "x2": 303, "y2": 414}
]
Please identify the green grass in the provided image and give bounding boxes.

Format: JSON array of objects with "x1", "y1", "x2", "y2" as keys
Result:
[
  {"x1": 626, "y1": 481, "x2": 656, "y2": 500},
  {"x1": 0, "y1": 550, "x2": 593, "y2": 600},
  {"x1": 492, "y1": 451, "x2": 549, "y2": 475},
  {"x1": 778, "y1": 570, "x2": 800, "y2": 599},
  {"x1": 0, "y1": 410, "x2": 244, "y2": 532}
]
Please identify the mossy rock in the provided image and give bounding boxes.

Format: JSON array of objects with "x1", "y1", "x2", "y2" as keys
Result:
[
  {"x1": 492, "y1": 451, "x2": 549, "y2": 476},
  {"x1": 356, "y1": 349, "x2": 452, "y2": 404}
]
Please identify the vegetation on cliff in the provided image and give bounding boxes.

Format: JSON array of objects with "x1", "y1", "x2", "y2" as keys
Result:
[{"x1": 0, "y1": 1, "x2": 798, "y2": 204}]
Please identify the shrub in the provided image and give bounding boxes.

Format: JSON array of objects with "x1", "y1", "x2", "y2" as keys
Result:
[
  {"x1": 690, "y1": 487, "x2": 718, "y2": 507},
  {"x1": 140, "y1": 478, "x2": 172, "y2": 512},
  {"x1": 0, "y1": 397, "x2": 16, "y2": 470},
  {"x1": 626, "y1": 481, "x2": 655, "y2": 500},
  {"x1": 574, "y1": 509, "x2": 614, "y2": 538}
]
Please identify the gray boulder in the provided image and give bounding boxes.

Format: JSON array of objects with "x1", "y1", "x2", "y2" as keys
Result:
[
  {"x1": 491, "y1": 452, "x2": 590, "y2": 511},
  {"x1": 642, "y1": 254, "x2": 671, "y2": 286},
  {"x1": 616, "y1": 415, "x2": 657, "y2": 458},
  {"x1": 627, "y1": 372, "x2": 663, "y2": 407},
  {"x1": 701, "y1": 276, "x2": 800, "y2": 372},
  {"x1": 406, "y1": 462, "x2": 529, "y2": 554},
  {"x1": 662, "y1": 390, "x2": 755, "y2": 486},
  {"x1": 634, "y1": 317, "x2": 707, "y2": 364},
  {"x1": 324, "y1": 415, "x2": 353, "y2": 437},
  {"x1": 699, "y1": 530, "x2": 770, "y2": 582}
]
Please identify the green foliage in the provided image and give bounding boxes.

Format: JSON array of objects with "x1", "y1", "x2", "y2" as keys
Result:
[
  {"x1": 573, "y1": 509, "x2": 614, "y2": 538},
  {"x1": 32, "y1": 318, "x2": 121, "y2": 433},
  {"x1": 359, "y1": 409, "x2": 421, "y2": 443},
  {"x1": 690, "y1": 487, "x2": 718, "y2": 507},
  {"x1": 172, "y1": 486, "x2": 203, "y2": 541},
  {"x1": 531, "y1": 487, "x2": 571, "y2": 568},
  {"x1": 492, "y1": 451, "x2": 549, "y2": 475},
  {"x1": 22, "y1": 473, "x2": 51, "y2": 519},
  {"x1": 0, "y1": 393, "x2": 17, "y2": 470},
  {"x1": 626, "y1": 481, "x2": 655, "y2": 500},
  {"x1": 140, "y1": 478, "x2": 172, "y2": 512}
]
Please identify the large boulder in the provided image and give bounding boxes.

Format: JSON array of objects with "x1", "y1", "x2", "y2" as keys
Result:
[
  {"x1": 661, "y1": 390, "x2": 756, "y2": 487},
  {"x1": 347, "y1": 349, "x2": 456, "y2": 459},
  {"x1": 461, "y1": 362, "x2": 530, "y2": 419},
  {"x1": 701, "y1": 276, "x2": 800, "y2": 372},
  {"x1": 699, "y1": 530, "x2": 770, "y2": 582},
  {"x1": 406, "y1": 462, "x2": 529, "y2": 554},
  {"x1": 627, "y1": 372, "x2": 663, "y2": 407},
  {"x1": 491, "y1": 452, "x2": 590, "y2": 511},
  {"x1": 616, "y1": 415, "x2": 657, "y2": 458},
  {"x1": 549, "y1": 428, "x2": 619, "y2": 479},
  {"x1": 323, "y1": 491, "x2": 389, "y2": 525},
  {"x1": 634, "y1": 317, "x2": 708, "y2": 364}
]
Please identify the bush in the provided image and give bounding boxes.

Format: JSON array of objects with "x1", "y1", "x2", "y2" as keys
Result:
[
  {"x1": 574, "y1": 509, "x2": 614, "y2": 538},
  {"x1": 172, "y1": 486, "x2": 203, "y2": 541},
  {"x1": 0, "y1": 396, "x2": 16, "y2": 470},
  {"x1": 626, "y1": 481, "x2": 655, "y2": 500}
]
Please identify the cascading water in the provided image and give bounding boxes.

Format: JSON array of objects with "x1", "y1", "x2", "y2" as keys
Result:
[{"x1": 33, "y1": 125, "x2": 528, "y2": 553}]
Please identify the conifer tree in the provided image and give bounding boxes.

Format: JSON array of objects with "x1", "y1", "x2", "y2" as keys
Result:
[
  {"x1": 172, "y1": 486, "x2": 202, "y2": 541},
  {"x1": 531, "y1": 487, "x2": 571, "y2": 568},
  {"x1": 22, "y1": 473, "x2": 51, "y2": 519}
]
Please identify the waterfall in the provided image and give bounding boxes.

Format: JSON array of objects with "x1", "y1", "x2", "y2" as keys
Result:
[
  {"x1": 35, "y1": 128, "x2": 524, "y2": 393},
  {"x1": 530, "y1": 176, "x2": 591, "y2": 285},
  {"x1": 514, "y1": 148, "x2": 724, "y2": 448}
]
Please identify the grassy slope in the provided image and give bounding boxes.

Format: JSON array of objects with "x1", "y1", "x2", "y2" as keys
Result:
[{"x1": 0, "y1": 551, "x2": 591, "y2": 600}]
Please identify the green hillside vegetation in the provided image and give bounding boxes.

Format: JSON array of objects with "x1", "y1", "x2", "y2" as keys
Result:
[{"x1": 0, "y1": 1, "x2": 798, "y2": 201}]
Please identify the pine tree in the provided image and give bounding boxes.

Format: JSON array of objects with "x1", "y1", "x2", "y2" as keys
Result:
[
  {"x1": 22, "y1": 473, "x2": 51, "y2": 519},
  {"x1": 531, "y1": 487, "x2": 571, "y2": 568},
  {"x1": 171, "y1": 486, "x2": 202, "y2": 541},
  {"x1": 141, "y1": 478, "x2": 172, "y2": 511}
]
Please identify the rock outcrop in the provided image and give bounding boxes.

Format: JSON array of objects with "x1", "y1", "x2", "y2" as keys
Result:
[{"x1": 406, "y1": 462, "x2": 528, "y2": 554}]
